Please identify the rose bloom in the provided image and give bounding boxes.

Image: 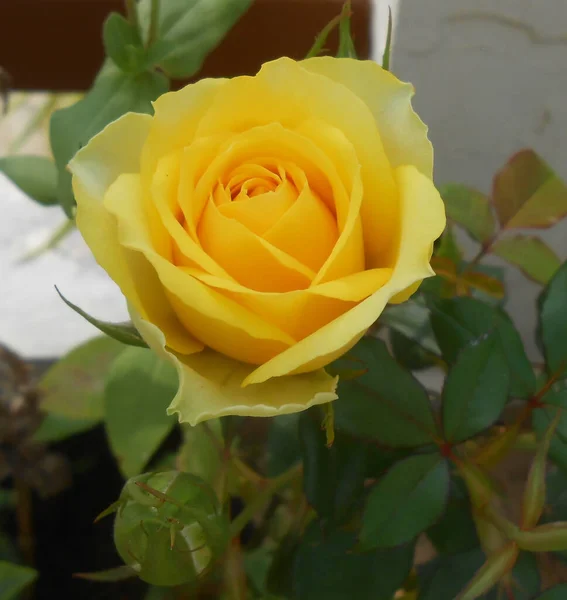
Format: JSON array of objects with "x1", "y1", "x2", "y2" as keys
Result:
[{"x1": 70, "y1": 57, "x2": 445, "y2": 425}]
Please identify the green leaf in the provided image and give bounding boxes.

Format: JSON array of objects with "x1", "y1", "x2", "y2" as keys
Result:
[
  {"x1": 0, "y1": 155, "x2": 57, "y2": 206},
  {"x1": 431, "y1": 297, "x2": 535, "y2": 399},
  {"x1": 39, "y1": 336, "x2": 123, "y2": 420},
  {"x1": 359, "y1": 452, "x2": 449, "y2": 550},
  {"x1": 267, "y1": 414, "x2": 301, "y2": 477},
  {"x1": 418, "y1": 549, "x2": 485, "y2": 600},
  {"x1": 532, "y1": 388, "x2": 567, "y2": 473},
  {"x1": 436, "y1": 224, "x2": 463, "y2": 264},
  {"x1": 440, "y1": 184, "x2": 496, "y2": 244},
  {"x1": 50, "y1": 64, "x2": 168, "y2": 216},
  {"x1": 390, "y1": 328, "x2": 438, "y2": 371},
  {"x1": 492, "y1": 149, "x2": 567, "y2": 229},
  {"x1": 508, "y1": 552, "x2": 541, "y2": 600},
  {"x1": 381, "y1": 7, "x2": 393, "y2": 71},
  {"x1": 56, "y1": 287, "x2": 148, "y2": 348},
  {"x1": 534, "y1": 585, "x2": 567, "y2": 599},
  {"x1": 0, "y1": 561, "x2": 37, "y2": 600},
  {"x1": 381, "y1": 299, "x2": 441, "y2": 355},
  {"x1": 293, "y1": 522, "x2": 414, "y2": 600},
  {"x1": 33, "y1": 413, "x2": 99, "y2": 443},
  {"x1": 331, "y1": 338, "x2": 439, "y2": 447},
  {"x1": 305, "y1": 11, "x2": 342, "y2": 59},
  {"x1": 244, "y1": 546, "x2": 273, "y2": 596},
  {"x1": 442, "y1": 333, "x2": 510, "y2": 443},
  {"x1": 266, "y1": 534, "x2": 298, "y2": 599},
  {"x1": 492, "y1": 236, "x2": 561, "y2": 285},
  {"x1": 103, "y1": 13, "x2": 146, "y2": 74},
  {"x1": 139, "y1": 0, "x2": 253, "y2": 78},
  {"x1": 522, "y1": 410, "x2": 562, "y2": 528},
  {"x1": 538, "y1": 260, "x2": 567, "y2": 376},
  {"x1": 427, "y1": 478, "x2": 479, "y2": 554},
  {"x1": 419, "y1": 549, "x2": 538, "y2": 600},
  {"x1": 104, "y1": 347, "x2": 178, "y2": 478},
  {"x1": 337, "y1": 1, "x2": 357, "y2": 59},
  {"x1": 299, "y1": 410, "x2": 366, "y2": 528}
]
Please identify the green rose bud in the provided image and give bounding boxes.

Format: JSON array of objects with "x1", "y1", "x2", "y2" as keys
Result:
[{"x1": 113, "y1": 471, "x2": 229, "y2": 586}]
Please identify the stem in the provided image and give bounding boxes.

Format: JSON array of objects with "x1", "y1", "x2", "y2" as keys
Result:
[
  {"x1": 229, "y1": 464, "x2": 302, "y2": 538},
  {"x1": 124, "y1": 0, "x2": 139, "y2": 30},
  {"x1": 464, "y1": 232, "x2": 499, "y2": 271},
  {"x1": 147, "y1": 0, "x2": 160, "y2": 48}
]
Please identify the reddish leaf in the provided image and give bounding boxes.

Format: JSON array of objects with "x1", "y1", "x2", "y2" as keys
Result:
[{"x1": 492, "y1": 150, "x2": 567, "y2": 229}]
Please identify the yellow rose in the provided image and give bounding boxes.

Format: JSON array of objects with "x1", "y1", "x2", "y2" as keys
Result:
[{"x1": 70, "y1": 57, "x2": 445, "y2": 425}]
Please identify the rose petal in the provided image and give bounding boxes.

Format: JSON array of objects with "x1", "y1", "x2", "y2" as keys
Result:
[
  {"x1": 243, "y1": 165, "x2": 446, "y2": 385},
  {"x1": 301, "y1": 57, "x2": 433, "y2": 178},
  {"x1": 70, "y1": 113, "x2": 202, "y2": 355},
  {"x1": 131, "y1": 308, "x2": 338, "y2": 426},
  {"x1": 195, "y1": 57, "x2": 398, "y2": 268},
  {"x1": 152, "y1": 151, "x2": 234, "y2": 278},
  {"x1": 105, "y1": 173, "x2": 299, "y2": 364},
  {"x1": 182, "y1": 268, "x2": 392, "y2": 341},
  {"x1": 198, "y1": 195, "x2": 316, "y2": 292}
]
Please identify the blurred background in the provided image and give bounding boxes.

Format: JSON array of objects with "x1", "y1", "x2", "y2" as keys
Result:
[{"x1": 1, "y1": 0, "x2": 566, "y2": 360}]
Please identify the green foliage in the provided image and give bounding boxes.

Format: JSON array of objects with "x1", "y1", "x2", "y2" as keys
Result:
[
  {"x1": 103, "y1": 13, "x2": 146, "y2": 74},
  {"x1": 293, "y1": 523, "x2": 413, "y2": 600},
  {"x1": 442, "y1": 332, "x2": 510, "y2": 443},
  {"x1": 267, "y1": 414, "x2": 301, "y2": 477},
  {"x1": 34, "y1": 336, "x2": 124, "y2": 442},
  {"x1": 431, "y1": 297, "x2": 535, "y2": 398},
  {"x1": 0, "y1": 562, "x2": 37, "y2": 600},
  {"x1": 535, "y1": 586, "x2": 567, "y2": 600},
  {"x1": 10, "y1": 1, "x2": 567, "y2": 595},
  {"x1": 427, "y1": 478, "x2": 479, "y2": 554},
  {"x1": 104, "y1": 347, "x2": 177, "y2": 478},
  {"x1": 492, "y1": 149, "x2": 567, "y2": 229},
  {"x1": 538, "y1": 260, "x2": 567, "y2": 377},
  {"x1": 0, "y1": 155, "x2": 58, "y2": 206},
  {"x1": 492, "y1": 236, "x2": 561, "y2": 285},
  {"x1": 381, "y1": 7, "x2": 393, "y2": 71},
  {"x1": 418, "y1": 549, "x2": 539, "y2": 600},
  {"x1": 337, "y1": 1, "x2": 357, "y2": 59},
  {"x1": 332, "y1": 338, "x2": 439, "y2": 446},
  {"x1": 359, "y1": 452, "x2": 449, "y2": 550},
  {"x1": 299, "y1": 410, "x2": 366, "y2": 529},
  {"x1": 138, "y1": 0, "x2": 253, "y2": 78},
  {"x1": 50, "y1": 64, "x2": 168, "y2": 216},
  {"x1": 440, "y1": 184, "x2": 496, "y2": 244},
  {"x1": 56, "y1": 287, "x2": 148, "y2": 348}
]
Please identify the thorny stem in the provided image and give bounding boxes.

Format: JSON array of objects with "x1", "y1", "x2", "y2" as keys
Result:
[{"x1": 229, "y1": 463, "x2": 303, "y2": 539}]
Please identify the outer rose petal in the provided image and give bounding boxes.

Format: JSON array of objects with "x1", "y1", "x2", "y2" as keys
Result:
[
  {"x1": 301, "y1": 57, "x2": 433, "y2": 178},
  {"x1": 243, "y1": 165, "x2": 446, "y2": 385},
  {"x1": 70, "y1": 113, "x2": 202, "y2": 355},
  {"x1": 130, "y1": 308, "x2": 338, "y2": 425}
]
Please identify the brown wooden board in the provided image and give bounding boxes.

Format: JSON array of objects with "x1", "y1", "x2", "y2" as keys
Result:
[{"x1": 0, "y1": 0, "x2": 370, "y2": 91}]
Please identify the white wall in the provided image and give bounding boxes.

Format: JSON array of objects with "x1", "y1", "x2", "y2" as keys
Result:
[{"x1": 381, "y1": 0, "x2": 567, "y2": 358}]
